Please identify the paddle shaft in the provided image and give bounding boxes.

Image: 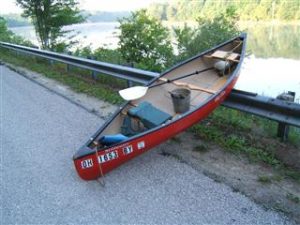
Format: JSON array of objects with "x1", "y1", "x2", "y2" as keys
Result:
[{"x1": 149, "y1": 67, "x2": 214, "y2": 89}]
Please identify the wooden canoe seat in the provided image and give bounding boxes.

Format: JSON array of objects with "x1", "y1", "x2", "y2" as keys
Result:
[{"x1": 205, "y1": 50, "x2": 240, "y2": 62}]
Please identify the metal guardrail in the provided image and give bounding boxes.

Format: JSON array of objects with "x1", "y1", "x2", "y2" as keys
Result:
[
  {"x1": 0, "y1": 41, "x2": 158, "y2": 84},
  {"x1": 1, "y1": 41, "x2": 299, "y2": 139},
  {"x1": 222, "y1": 90, "x2": 300, "y2": 126}
]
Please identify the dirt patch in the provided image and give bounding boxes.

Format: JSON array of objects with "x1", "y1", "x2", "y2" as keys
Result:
[{"x1": 157, "y1": 132, "x2": 300, "y2": 223}]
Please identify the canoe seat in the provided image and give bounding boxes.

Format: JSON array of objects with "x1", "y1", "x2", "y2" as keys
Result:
[{"x1": 128, "y1": 101, "x2": 172, "y2": 129}]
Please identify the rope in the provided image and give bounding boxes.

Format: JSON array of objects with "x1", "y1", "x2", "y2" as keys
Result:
[{"x1": 93, "y1": 141, "x2": 105, "y2": 187}]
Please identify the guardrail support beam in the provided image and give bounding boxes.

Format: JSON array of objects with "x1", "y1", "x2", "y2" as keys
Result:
[{"x1": 276, "y1": 91, "x2": 296, "y2": 141}]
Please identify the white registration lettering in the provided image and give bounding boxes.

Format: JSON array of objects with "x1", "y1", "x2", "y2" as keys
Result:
[
  {"x1": 81, "y1": 159, "x2": 93, "y2": 169},
  {"x1": 98, "y1": 151, "x2": 118, "y2": 163},
  {"x1": 123, "y1": 145, "x2": 133, "y2": 155}
]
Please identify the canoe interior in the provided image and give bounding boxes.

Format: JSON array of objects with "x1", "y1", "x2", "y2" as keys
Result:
[{"x1": 89, "y1": 38, "x2": 243, "y2": 150}]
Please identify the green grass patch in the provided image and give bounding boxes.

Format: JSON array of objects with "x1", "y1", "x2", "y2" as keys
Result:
[
  {"x1": 257, "y1": 176, "x2": 272, "y2": 184},
  {"x1": 190, "y1": 106, "x2": 300, "y2": 182},
  {"x1": 257, "y1": 175, "x2": 282, "y2": 184},
  {"x1": 0, "y1": 49, "x2": 124, "y2": 105},
  {"x1": 286, "y1": 193, "x2": 300, "y2": 204}
]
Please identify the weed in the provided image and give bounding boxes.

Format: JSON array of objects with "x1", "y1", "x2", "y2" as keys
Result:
[
  {"x1": 283, "y1": 169, "x2": 300, "y2": 182},
  {"x1": 193, "y1": 144, "x2": 209, "y2": 153},
  {"x1": 257, "y1": 175, "x2": 282, "y2": 184},
  {"x1": 257, "y1": 176, "x2": 272, "y2": 184},
  {"x1": 286, "y1": 193, "x2": 300, "y2": 204},
  {"x1": 273, "y1": 203, "x2": 290, "y2": 214},
  {"x1": 170, "y1": 136, "x2": 182, "y2": 143}
]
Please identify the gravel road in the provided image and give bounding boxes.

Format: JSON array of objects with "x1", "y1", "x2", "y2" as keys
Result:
[{"x1": 1, "y1": 65, "x2": 293, "y2": 224}]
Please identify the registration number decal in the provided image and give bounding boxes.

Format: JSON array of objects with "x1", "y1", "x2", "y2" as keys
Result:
[
  {"x1": 81, "y1": 158, "x2": 93, "y2": 169},
  {"x1": 98, "y1": 151, "x2": 118, "y2": 163},
  {"x1": 137, "y1": 141, "x2": 145, "y2": 150},
  {"x1": 123, "y1": 145, "x2": 133, "y2": 155}
]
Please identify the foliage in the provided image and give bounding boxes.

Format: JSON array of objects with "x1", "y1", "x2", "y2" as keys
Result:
[
  {"x1": 16, "y1": 0, "x2": 85, "y2": 51},
  {"x1": 74, "y1": 46, "x2": 125, "y2": 65},
  {"x1": 0, "y1": 17, "x2": 32, "y2": 46},
  {"x1": 118, "y1": 10, "x2": 174, "y2": 72},
  {"x1": 241, "y1": 22, "x2": 300, "y2": 59},
  {"x1": 174, "y1": 7, "x2": 240, "y2": 61},
  {"x1": 0, "y1": 17, "x2": 13, "y2": 42},
  {"x1": 73, "y1": 46, "x2": 127, "y2": 88},
  {"x1": 86, "y1": 11, "x2": 130, "y2": 22},
  {"x1": 147, "y1": 0, "x2": 300, "y2": 22}
]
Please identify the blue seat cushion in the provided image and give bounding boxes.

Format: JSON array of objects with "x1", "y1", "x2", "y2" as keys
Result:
[{"x1": 128, "y1": 101, "x2": 172, "y2": 128}]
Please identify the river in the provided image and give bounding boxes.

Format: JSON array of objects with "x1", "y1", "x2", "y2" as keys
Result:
[{"x1": 9, "y1": 22, "x2": 300, "y2": 101}]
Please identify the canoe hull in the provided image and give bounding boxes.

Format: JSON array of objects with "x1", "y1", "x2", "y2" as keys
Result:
[{"x1": 74, "y1": 75, "x2": 239, "y2": 180}]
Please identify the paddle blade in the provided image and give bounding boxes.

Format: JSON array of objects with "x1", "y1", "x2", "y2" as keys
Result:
[{"x1": 119, "y1": 86, "x2": 149, "y2": 101}]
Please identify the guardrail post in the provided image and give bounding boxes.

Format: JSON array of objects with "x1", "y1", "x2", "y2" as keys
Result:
[
  {"x1": 66, "y1": 51, "x2": 72, "y2": 72},
  {"x1": 87, "y1": 56, "x2": 97, "y2": 79},
  {"x1": 276, "y1": 91, "x2": 295, "y2": 141},
  {"x1": 49, "y1": 59, "x2": 54, "y2": 66},
  {"x1": 126, "y1": 62, "x2": 134, "y2": 87},
  {"x1": 127, "y1": 80, "x2": 133, "y2": 87}
]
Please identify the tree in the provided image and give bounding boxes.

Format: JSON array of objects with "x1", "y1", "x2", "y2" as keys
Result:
[
  {"x1": 16, "y1": 0, "x2": 84, "y2": 51},
  {"x1": 118, "y1": 10, "x2": 173, "y2": 72},
  {"x1": 174, "y1": 7, "x2": 240, "y2": 62},
  {"x1": 0, "y1": 17, "x2": 32, "y2": 45},
  {"x1": 0, "y1": 17, "x2": 13, "y2": 42}
]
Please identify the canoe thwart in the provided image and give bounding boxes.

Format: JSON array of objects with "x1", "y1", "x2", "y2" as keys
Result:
[
  {"x1": 205, "y1": 50, "x2": 240, "y2": 62},
  {"x1": 158, "y1": 78, "x2": 216, "y2": 94}
]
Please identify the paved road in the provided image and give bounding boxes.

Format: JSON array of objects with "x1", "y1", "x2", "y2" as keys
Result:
[{"x1": 1, "y1": 65, "x2": 293, "y2": 224}]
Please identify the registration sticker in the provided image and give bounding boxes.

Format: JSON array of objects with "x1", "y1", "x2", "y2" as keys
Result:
[
  {"x1": 81, "y1": 158, "x2": 93, "y2": 169},
  {"x1": 98, "y1": 151, "x2": 118, "y2": 163},
  {"x1": 137, "y1": 141, "x2": 145, "y2": 150},
  {"x1": 123, "y1": 145, "x2": 133, "y2": 155}
]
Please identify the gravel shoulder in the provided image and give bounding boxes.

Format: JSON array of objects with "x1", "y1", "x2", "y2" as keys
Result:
[{"x1": 1, "y1": 63, "x2": 296, "y2": 224}]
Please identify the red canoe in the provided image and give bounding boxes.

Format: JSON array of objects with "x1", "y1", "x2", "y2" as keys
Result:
[{"x1": 73, "y1": 34, "x2": 247, "y2": 180}]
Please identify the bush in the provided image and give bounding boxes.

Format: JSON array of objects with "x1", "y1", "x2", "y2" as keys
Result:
[
  {"x1": 118, "y1": 10, "x2": 174, "y2": 72},
  {"x1": 0, "y1": 17, "x2": 32, "y2": 46},
  {"x1": 174, "y1": 7, "x2": 241, "y2": 62}
]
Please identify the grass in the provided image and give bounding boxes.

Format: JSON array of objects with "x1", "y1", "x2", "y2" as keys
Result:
[
  {"x1": 257, "y1": 176, "x2": 272, "y2": 184},
  {"x1": 257, "y1": 175, "x2": 282, "y2": 184},
  {"x1": 0, "y1": 49, "x2": 124, "y2": 105},
  {"x1": 190, "y1": 107, "x2": 300, "y2": 182},
  {"x1": 286, "y1": 193, "x2": 300, "y2": 204}
]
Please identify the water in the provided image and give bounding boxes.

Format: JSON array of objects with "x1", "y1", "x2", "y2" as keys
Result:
[
  {"x1": 236, "y1": 23, "x2": 300, "y2": 102},
  {"x1": 9, "y1": 22, "x2": 120, "y2": 49},
  {"x1": 9, "y1": 22, "x2": 300, "y2": 101}
]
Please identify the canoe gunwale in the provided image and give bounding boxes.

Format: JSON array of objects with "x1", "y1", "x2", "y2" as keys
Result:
[{"x1": 73, "y1": 33, "x2": 247, "y2": 161}]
